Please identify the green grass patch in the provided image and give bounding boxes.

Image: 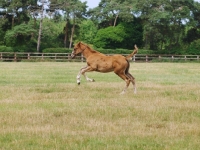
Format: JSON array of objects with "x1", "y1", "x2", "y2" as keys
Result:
[{"x1": 0, "y1": 62, "x2": 200, "y2": 149}]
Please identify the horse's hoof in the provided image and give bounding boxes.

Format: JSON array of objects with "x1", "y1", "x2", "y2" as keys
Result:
[
  {"x1": 134, "y1": 89, "x2": 137, "y2": 94},
  {"x1": 77, "y1": 82, "x2": 80, "y2": 85},
  {"x1": 92, "y1": 79, "x2": 95, "y2": 82},
  {"x1": 120, "y1": 91, "x2": 125, "y2": 95}
]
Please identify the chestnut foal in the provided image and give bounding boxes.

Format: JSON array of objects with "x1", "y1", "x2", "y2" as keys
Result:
[{"x1": 71, "y1": 42, "x2": 138, "y2": 94}]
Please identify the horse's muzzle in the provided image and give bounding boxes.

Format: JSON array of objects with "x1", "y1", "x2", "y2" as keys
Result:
[
  {"x1": 71, "y1": 54, "x2": 74, "y2": 59},
  {"x1": 71, "y1": 52, "x2": 76, "y2": 59}
]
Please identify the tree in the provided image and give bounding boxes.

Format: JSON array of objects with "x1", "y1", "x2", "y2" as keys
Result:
[
  {"x1": 93, "y1": 25, "x2": 126, "y2": 48},
  {"x1": 0, "y1": 0, "x2": 37, "y2": 27},
  {"x1": 29, "y1": 0, "x2": 66, "y2": 52},
  {"x1": 120, "y1": 19, "x2": 143, "y2": 49},
  {"x1": 0, "y1": 0, "x2": 37, "y2": 45},
  {"x1": 183, "y1": 1, "x2": 200, "y2": 43},
  {"x1": 4, "y1": 23, "x2": 37, "y2": 51},
  {"x1": 193, "y1": 1, "x2": 200, "y2": 28},
  {"x1": 93, "y1": 20, "x2": 143, "y2": 49},
  {"x1": 77, "y1": 19, "x2": 97, "y2": 44},
  {"x1": 136, "y1": 0, "x2": 195, "y2": 51},
  {"x1": 52, "y1": 0, "x2": 87, "y2": 48},
  {"x1": 88, "y1": 0, "x2": 137, "y2": 28},
  {"x1": 0, "y1": 17, "x2": 9, "y2": 45},
  {"x1": 36, "y1": 1, "x2": 45, "y2": 52},
  {"x1": 40, "y1": 18, "x2": 66, "y2": 49}
]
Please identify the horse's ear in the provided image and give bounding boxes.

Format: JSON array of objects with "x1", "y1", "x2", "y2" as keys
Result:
[
  {"x1": 74, "y1": 42, "x2": 80, "y2": 46},
  {"x1": 73, "y1": 43, "x2": 76, "y2": 47}
]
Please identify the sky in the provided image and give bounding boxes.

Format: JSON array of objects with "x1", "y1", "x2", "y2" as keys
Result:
[
  {"x1": 81, "y1": 0, "x2": 200, "y2": 9},
  {"x1": 80, "y1": 0, "x2": 101, "y2": 9}
]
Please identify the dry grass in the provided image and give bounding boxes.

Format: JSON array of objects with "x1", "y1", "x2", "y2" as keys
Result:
[{"x1": 0, "y1": 62, "x2": 200, "y2": 150}]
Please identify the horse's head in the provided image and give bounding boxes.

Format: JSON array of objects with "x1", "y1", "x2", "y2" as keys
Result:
[{"x1": 71, "y1": 42, "x2": 86, "y2": 59}]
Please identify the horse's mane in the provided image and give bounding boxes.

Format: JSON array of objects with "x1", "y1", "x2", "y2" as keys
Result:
[{"x1": 80, "y1": 42, "x2": 100, "y2": 54}]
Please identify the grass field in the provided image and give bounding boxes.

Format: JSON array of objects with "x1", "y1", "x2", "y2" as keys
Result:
[{"x1": 0, "y1": 62, "x2": 200, "y2": 150}]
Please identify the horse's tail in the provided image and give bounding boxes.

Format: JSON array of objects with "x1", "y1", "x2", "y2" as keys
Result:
[
  {"x1": 125, "y1": 59, "x2": 130, "y2": 75},
  {"x1": 126, "y1": 44, "x2": 138, "y2": 60}
]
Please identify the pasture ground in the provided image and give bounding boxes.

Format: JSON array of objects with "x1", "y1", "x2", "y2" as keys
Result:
[{"x1": 0, "y1": 62, "x2": 200, "y2": 150}]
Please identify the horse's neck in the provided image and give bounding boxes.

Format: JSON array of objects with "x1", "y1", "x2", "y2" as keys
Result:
[{"x1": 82, "y1": 47, "x2": 98, "y2": 58}]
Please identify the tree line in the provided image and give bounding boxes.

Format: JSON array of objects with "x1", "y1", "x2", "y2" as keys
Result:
[{"x1": 0, "y1": 0, "x2": 200, "y2": 54}]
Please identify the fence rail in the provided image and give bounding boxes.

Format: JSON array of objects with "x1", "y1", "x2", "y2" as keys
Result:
[{"x1": 0, "y1": 52, "x2": 199, "y2": 62}]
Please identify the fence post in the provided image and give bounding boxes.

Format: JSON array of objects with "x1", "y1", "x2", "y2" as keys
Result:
[
  {"x1": 159, "y1": 55, "x2": 161, "y2": 61},
  {"x1": 68, "y1": 54, "x2": 70, "y2": 61},
  {"x1": 14, "y1": 53, "x2": 17, "y2": 62},
  {"x1": 184, "y1": 55, "x2": 187, "y2": 61},
  {"x1": 42, "y1": 53, "x2": 44, "y2": 60},
  {"x1": 27, "y1": 53, "x2": 30, "y2": 60},
  {"x1": 172, "y1": 55, "x2": 174, "y2": 61},
  {"x1": 81, "y1": 54, "x2": 84, "y2": 62},
  {"x1": 132, "y1": 55, "x2": 135, "y2": 62},
  {"x1": 197, "y1": 56, "x2": 199, "y2": 61},
  {"x1": 146, "y1": 55, "x2": 148, "y2": 62}
]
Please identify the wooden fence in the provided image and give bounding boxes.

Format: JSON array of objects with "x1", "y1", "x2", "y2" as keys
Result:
[{"x1": 0, "y1": 52, "x2": 199, "y2": 62}]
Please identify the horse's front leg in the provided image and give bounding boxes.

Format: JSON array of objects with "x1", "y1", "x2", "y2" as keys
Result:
[
  {"x1": 77, "y1": 66, "x2": 94, "y2": 85},
  {"x1": 76, "y1": 71, "x2": 82, "y2": 85}
]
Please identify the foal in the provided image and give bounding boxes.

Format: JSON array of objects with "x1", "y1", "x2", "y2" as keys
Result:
[{"x1": 71, "y1": 42, "x2": 138, "y2": 94}]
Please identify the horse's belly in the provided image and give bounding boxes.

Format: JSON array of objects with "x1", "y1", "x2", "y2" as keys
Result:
[
  {"x1": 87, "y1": 56, "x2": 114, "y2": 72},
  {"x1": 96, "y1": 65, "x2": 113, "y2": 73}
]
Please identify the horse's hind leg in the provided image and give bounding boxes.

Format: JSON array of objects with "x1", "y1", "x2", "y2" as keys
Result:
[
  {"x1": 114, "y1": 71, "x2": 131, "y2": 94},
  {"x1": 126, "y1": 73, "x2": 136, "y2": 94},
  {"x1": 121, "y1": 78, "x2": 131, "y2": 94}
]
